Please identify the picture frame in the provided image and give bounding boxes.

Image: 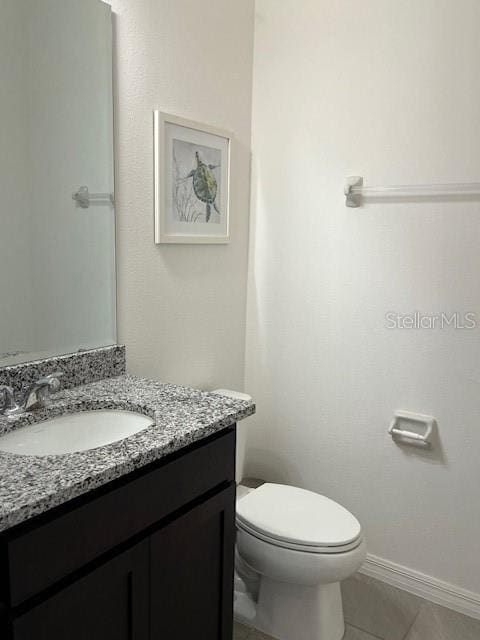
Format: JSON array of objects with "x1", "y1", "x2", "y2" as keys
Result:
[{"x1": 154, "y1": 111, "x2": 232, "y2": 244}]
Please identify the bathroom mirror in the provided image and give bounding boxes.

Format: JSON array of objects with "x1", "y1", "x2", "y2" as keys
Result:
[{"x1": 0, "y1": 0, "x2": 116, "y2": 366}]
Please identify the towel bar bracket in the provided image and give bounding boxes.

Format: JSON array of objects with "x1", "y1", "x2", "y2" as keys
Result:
[{"x1": 344, "y1": 176, "x2": 363, "y2": 208}]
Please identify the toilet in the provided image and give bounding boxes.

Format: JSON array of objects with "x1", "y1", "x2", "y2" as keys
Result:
[{"x1": 213, "y1": 389, "x2": 367, "y2": 640}]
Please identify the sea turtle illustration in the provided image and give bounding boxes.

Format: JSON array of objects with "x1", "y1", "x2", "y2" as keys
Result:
[{"x1": 185, "y1": 151, "x2": 220, "y2": 222}]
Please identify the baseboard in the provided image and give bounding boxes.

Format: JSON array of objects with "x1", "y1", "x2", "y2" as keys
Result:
[{"x1": 360, "y1": 554, "x2": 480, "y2": 621}]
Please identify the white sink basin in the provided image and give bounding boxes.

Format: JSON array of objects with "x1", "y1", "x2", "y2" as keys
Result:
[{"x1": 0, "y1": 410, "x2": 154, "y2": 456}]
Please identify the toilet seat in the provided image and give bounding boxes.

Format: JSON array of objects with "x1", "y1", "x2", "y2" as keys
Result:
[
  {"x1": 236, "y1": 519, "x2": 363, "y2": 554},
  {"x1": 236, "y1": 483, "x2": 363, "y2": 554}
]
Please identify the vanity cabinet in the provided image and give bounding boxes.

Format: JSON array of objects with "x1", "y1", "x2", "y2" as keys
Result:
[
  {"x1": 150, "y1": 486, "x2": 235, "y2": 639},
  {"x1": 0, "y1": 428, "x2": 236, "y2": 640},
  {"x1": 13, "y1": 540, "x2": 150, "y2": 640}
]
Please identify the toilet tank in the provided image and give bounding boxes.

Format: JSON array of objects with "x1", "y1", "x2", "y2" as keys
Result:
[{"x1": 212, "y1": 389, "x2": 252, "y2": 484}]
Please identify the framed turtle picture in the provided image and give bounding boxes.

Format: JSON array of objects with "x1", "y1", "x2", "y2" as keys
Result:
[{"x1": 154, "y1": 111, "x2": 231, "y2": 244}]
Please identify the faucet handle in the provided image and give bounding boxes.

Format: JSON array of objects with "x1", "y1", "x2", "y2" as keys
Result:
[{"x1": 37, "y1": 371, "x2": 64, "y2": 392}]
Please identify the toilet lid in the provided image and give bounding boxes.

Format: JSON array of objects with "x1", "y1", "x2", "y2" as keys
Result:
[{"x1": 236, "y1": 483, "x2": 362, "y2": 549}]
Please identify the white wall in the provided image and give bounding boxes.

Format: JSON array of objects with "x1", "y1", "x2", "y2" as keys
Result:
[
  {"x1": 246, "y1": 0, "x2": 480, "y2": 594},
  {"x1": 111, "y1": 0, "x2": 254, "y2": 390}
]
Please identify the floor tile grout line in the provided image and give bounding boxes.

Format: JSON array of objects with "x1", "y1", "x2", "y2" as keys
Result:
[
  {"x1": 400, "y1": 608, "x2": 422, "y2": 640},
  {"x1": 347, "y1": 621, "x2": 385, "y2": 640}
]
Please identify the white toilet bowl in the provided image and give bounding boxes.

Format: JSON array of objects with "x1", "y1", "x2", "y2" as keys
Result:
[
  {"x1": 211, "y1": 389, "x2": 366, "y2": 640},
  {"x1": 236, "y1": 483, "x2": 366, "y2": 640}
]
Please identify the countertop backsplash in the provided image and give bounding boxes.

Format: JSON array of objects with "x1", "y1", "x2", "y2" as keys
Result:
[{"x1": 0, "y1": 345, "x2": 126, "y2": 393}]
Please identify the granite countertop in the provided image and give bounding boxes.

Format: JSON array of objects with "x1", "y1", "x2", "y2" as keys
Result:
[{"x1": 0, "y1": 375, "x2": 255, "y2": 533}]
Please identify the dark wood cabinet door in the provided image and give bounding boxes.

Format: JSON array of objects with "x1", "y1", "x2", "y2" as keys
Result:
[
  {"x1": 150, "y1": 483, "x2": 236, "y2": 640},
  {"x1": 12, "y1": 540, "x2": 149, "y2": 640}
]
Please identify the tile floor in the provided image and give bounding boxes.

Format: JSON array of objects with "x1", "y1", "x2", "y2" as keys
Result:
[
  {"x1": 234, "y1": 621, "x2": 380, "y2": 640},
  {"x1": 234, "y1": 622, "x2": 273, "y2": 640},
  {"x1": 234, "y1": 572, "x2": 480, "y2": 640}
]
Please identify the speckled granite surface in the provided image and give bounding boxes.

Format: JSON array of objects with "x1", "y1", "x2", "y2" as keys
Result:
[
  {"x1": 0, "y1": 345, "x2": 126, "y2": 393},
  {"x1": 0, "y1": 375, "x2": 255, "y2": 533}
]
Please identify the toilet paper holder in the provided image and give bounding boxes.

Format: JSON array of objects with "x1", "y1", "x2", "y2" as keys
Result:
[{"x1": 388, "y1": 410, "x2": 436, "y2": 447}]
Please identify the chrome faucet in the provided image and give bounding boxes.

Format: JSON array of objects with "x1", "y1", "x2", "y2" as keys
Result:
[
  {"x1": 0, "y1": 372, "x2": 63, "y2": 417},
  {"x1": 0, "y1": 386, "x2": 19, "y2": 416}
]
